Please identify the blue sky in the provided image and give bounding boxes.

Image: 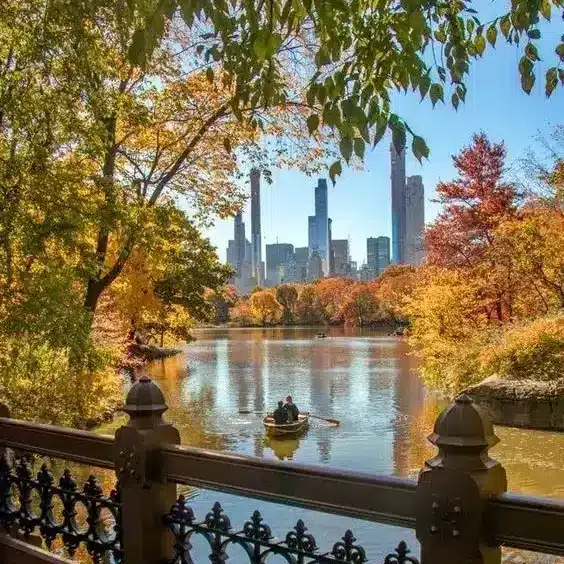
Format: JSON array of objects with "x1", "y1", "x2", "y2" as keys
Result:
[{"x1": 205, "y1": 24, "x2": 563, "y2": 265}]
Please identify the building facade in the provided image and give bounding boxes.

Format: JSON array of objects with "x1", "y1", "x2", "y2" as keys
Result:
[
  {"x1": 331, "y1": 239, "x2": 350, "y2": 277},
  {"x1": 266, "y1": 243, "x2": 294, "y2": 286},
  {"x1": 294, "y1": 247, "x2": 309, "y2": 282},
  {"x1": 367, "y1": 236, "x2": 390, "y2": 278},
  {"x1": 405, "y1": 175, "x2": 425, "y2": 265},
  {"x1": 390, "y1": 144, "x2": 407, "y2": 265},
  {"x1": 250, "y1": 168, "x2": 264, "y2": 285},
  {"x1": 306, "y1": 179, "x2": 330, "y2": 278}
]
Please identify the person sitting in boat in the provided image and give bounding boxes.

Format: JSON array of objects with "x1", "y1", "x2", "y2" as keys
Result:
[
  {"x1": 284, "y1": 395, "x2": 299, "y2": 422},
  {"x1": 273, "y1": 400, "x2": 288, "y2": 424}
]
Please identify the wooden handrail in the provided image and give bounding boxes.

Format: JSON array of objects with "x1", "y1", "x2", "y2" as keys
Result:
[
  {"x1": 1, "y1": 415, "x2": 563, "y2": 556},
  {"x1": 0, "y1": 417, "x2": 114, "y2": 468}
]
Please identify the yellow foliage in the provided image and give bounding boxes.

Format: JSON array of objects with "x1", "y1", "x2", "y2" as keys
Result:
[{"x1": 250, "y1": 291, "x2": 282, "y2": 325}]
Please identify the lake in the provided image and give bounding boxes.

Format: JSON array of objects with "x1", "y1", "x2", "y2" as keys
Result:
[{"x1": 138, "y1": 327, "x2": 564, "y2": 562}]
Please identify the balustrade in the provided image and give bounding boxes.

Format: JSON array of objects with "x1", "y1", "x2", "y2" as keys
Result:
[{"x1": 0, "y1": 376, "x2": 562, "y2": 564}]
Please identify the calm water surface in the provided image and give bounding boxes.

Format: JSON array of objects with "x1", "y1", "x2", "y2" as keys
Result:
[{"x1": 138, "y1": 327, "x2": 564, "y2": 561}]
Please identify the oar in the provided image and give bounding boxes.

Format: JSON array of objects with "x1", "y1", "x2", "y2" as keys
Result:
[
  {"x1": 305, "y1": 413, "x2": 340, "y2": 426},
  {"x1": 238, "y1": 409, "x2": 340, "y2": 426}
]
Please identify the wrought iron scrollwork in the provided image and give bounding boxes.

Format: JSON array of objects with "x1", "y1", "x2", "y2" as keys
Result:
[
  {"x1": 164, "y1": 495, "x2": 419, "y2": 564},
  {"x1": 0, "y1": 452, "x2": 122, "y2": 563},
  {"x1": 384, "y1": 541, "x2": 420, "y2": 564}
]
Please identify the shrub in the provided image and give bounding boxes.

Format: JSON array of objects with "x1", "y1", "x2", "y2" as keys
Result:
[
  {"x1": 0, "y1": 338, "x2": 122, "y2": 428},
  {"x1": 479, "y1": 315, "x2": 564, "y2": 381}
]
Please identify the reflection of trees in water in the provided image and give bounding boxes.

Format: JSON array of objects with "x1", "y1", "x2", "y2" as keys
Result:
[{"x1": 317, "y1": 436, "x2": 331, "y2": 463}]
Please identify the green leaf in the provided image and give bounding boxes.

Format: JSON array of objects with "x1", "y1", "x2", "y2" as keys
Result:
[
  {"x1": 315, "y1": 47, "x2": 331, "y2": 67},
  {"x1": 419, "y1": 75, "x2": 431, "y2": 99},
  {"x1": 411, "y1": 135, "x2": 429, "y2": 163},
  {"x1": 339, "y1": 137, "x2": 353, "y2": 162},
  {"x1": 329, "y1": 161, "x2": 342, "y2": 186},
  {"x1": 372, "y1": 114, "x2": 387, "y2": 147},
  {"x1": 527, "y1": 29, "x2": 541, "y2": 39},
  {"x1": 206, "y1": 67, "x2": 214, "y2": 82},
  {"x1": 557, "y1": 44, "x2": 564, "y2": 62},
  {"x1": 223, "y1": 137, "x2": 232, "y2": 153},
  {"x1": 560, "y1": 69, "x2": 564, "y2": 86},
  {"x1": 475, "y1": 34, "x2": 486, "y2": 56},
  {"x1": 434, "y1": 29, "x2": 447, "y2": 43},
  {"x1": 521, "y1": 70, "x2": 535, "y2": 94},
  {"x1": 353, "y1": 138, "x2": 365, "y2": 159},
  {"x1": 451, "y1": 92, "x2": 459, "y2": 110},
  {"x1": 128, "y1": 29, "x2": 147, "y2": 66},
  {"x1": 546, "y1": 67, "x2": 558, "y2": 96},
  {"x1": 540, "y1": 0, "x2": 551, "y2": 20},
  {"x1": 519, "y1": 56, "x2": 533, "y2": 76},
  {"x1": 390, "y1": 120, "x2": 406, "y2": 155},
  {"x1": 486, "y1": 25, "x2": 498, "y2": 46},
  {"x1": 306, "y1": 86, "x2": 316, "y2": 107},
  {"x1": 500, "y1": 15, "x2": 511, "y2": 39},
  {"x1": 358, "y1": 122, "x2": 371, "y2": 144},
  {"x1": 525, "y1": 42, "x2": 540, "y2": 61},
  {"x1": 429, "y1": 83, "x2": 444, "y2": 106},
  {"x1": 307, "y1": 114, "x2": 320, "y2": 134}
]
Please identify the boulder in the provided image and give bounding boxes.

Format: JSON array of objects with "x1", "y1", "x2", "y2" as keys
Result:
[{"x1": 464, "y1": 376, "x2": 564, "y2": 431}]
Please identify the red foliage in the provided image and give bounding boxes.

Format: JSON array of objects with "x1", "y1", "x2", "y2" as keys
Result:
[{"x1": 425, "y1": 133, "x2": 520, "y2": 268}]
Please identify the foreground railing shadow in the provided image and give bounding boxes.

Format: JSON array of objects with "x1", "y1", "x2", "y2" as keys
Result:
[{"x1": 0, "y1": 376, "x2": 562, "y2": 564}]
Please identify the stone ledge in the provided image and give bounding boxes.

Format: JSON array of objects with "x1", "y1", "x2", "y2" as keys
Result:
[{"x1": 464, "y1": 376, "x2": 564, "y2": 431}]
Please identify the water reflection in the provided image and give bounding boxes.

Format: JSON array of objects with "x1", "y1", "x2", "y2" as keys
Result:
[
  {"x1": 141, "y1": 326, "x2": 564, "y2": 496},
  {"x1": 265, "y1": 435, "x2": 301, "y2": 461}
]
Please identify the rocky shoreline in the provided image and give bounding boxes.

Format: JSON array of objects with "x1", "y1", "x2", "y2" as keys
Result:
[{"x1": 465, "y1": 376, "x2": 564, "y2": 431}]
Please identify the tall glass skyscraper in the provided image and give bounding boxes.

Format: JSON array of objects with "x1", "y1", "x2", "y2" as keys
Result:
[
  {"x1": 312, "y1": 178, "x2": 329, "y2": 276},
  {"x1": 250, "y1": 169, "x2": 264, "y2": 285},
  {"x1": 406, "y1": 175, "x2": 425, "y2": 264},
  {"x1": 390, "y1": 144, "x2": 407, "y2": 264}
]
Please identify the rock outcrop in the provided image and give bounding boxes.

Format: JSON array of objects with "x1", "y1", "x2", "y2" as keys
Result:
[{"x1": 465, "y1": 376, "x2": 564, "y2": 431}]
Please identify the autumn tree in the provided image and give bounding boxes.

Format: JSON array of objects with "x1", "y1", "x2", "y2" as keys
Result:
[
  {"x1": 375, "y1": 265, "x2": 418, "y2": 322},
  {"x1": 276, "y1": 284, "x2": 299, "y2": 324},
  {"x1": 340, "y1": 284, "x2": 384, "y2": 327},
  {"x1": 250, "y1": 291, "x2": 282, "y2": 326},
  {"x1": 425, "y1": 134, "x2": 521, "y2": 322}
]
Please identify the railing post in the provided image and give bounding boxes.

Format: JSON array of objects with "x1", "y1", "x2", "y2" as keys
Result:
[
  {"x1": 114, "y1": 375, "x2": 180, "y2": 564},
  {"x1": 416, "y1": 394, "x2": 507, "y2": 564}
]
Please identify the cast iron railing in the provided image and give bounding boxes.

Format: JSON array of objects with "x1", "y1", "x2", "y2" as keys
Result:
[{"x1": 0, "y1": 377, "x2": 563, "y2": 564}]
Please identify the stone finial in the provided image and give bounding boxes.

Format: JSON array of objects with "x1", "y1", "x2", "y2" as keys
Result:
[
  {"x1": 427, "y1": 394, "x2": 499, "y2": 452},
  {"x1": 124, "y1": 375, "x2": 167, "y2": 417}
]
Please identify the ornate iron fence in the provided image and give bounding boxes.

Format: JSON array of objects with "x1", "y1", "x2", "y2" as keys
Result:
[{"x1": 0, "y1": 376, "x2": 563, "y2": 564}]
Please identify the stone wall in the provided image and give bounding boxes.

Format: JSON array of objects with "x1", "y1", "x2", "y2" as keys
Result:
[{"x1": 465, "y1": 376, "x2": 564, "y2": 431}]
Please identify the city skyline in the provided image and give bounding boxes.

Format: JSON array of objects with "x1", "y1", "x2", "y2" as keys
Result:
[{"x1": 204, "y1": 30, "x2": 562, "y2": 266}]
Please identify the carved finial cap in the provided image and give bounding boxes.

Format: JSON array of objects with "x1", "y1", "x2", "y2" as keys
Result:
[
  {"x1": 428, "y1": 394, "x2": 499, "y2": 448},
  {"x1": 124, "y1": 375, "x2": 167, "y2": 416}
]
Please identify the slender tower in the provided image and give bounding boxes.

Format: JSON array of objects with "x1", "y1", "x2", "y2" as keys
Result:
[
  {"x1": 250, "y1": 168, "x2": 263, "y2": 285},
  {"x1": 390, "y1": 144, "x2": 407, "y2": 264},
  {"x1": 315, "y1": 178, "x2": 330, "y2": 276},
  {"x1": 234, "y1": 211, "x2": 245, "y2": 277}
]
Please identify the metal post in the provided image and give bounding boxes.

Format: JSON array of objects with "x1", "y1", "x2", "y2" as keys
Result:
[
  {"x1": 114, "y1": 376, "x2": 180, "y2": 564},
  {"x1": 416, "y1": 394, "x2": 507, "y2": 564}
]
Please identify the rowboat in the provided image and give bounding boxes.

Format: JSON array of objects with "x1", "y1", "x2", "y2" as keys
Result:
[{"x1": 263, "y1": 413, "x2": 310, "y2": 437}]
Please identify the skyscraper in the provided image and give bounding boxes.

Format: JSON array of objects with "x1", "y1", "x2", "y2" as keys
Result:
[
  {"x1": 250, "y1": 168, "x2": 264, "y2": 285},
  {"x1": 367, "y1": 236, "x2": 390, "y2": 277},
  {"x1": 294, "y1": 247, "x2": 309, "y2": 282},
  {"x1": 234, "y1": 211, "x2": 246, "y2": 277},
  {"x1": 308, "y1": 216, "x2": 317, "y2": 255},
  {"x1": 406, "y1": 175, "x2": 425, "y2": 265},
  {"x1": 390, "y1": 144, "x2": 407, "y2": 264},
  {"x1": 266, "y1": 243, "x2": 294, "y2": 286},
  {"x1": 328, "y1": 218, "x2": 334, "y2": 275},
  {"x1": 315, "y1": 179, "x2": 330, "y2": 276},
  {"x1": 331, "y1": 239, "x2": 350, "y2": 277}
]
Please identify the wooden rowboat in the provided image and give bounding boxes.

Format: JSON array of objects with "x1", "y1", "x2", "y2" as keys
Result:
[{"x1": 263, "y1": 413, "x2": 310, "y2": 437}]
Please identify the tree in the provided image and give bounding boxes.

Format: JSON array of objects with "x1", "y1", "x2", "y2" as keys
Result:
[
  {"x1": 206, "y1": 285, "x2": 238, "y2": 325},
  {"x1": 276, "y1": 284, "x2": 299, "y2": 324},
  {"x1": 425, "y1": 134, "x2": 521, "y2": 322},
  {"x1": 340, "y1": 284, "x2": 383, "y2": 327},
  {"x1": 130, "y1": 0, "x2": 564, "y2": 176},
  {"x1": 375, "y1": 265, "x2": 418, "y2": 322},
  {"x1": 250, "y1": 291, "x2": 282, "y2": 325},
  {"x1": 110, "y1": 204, "x2": 230, "y2": 345}
]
